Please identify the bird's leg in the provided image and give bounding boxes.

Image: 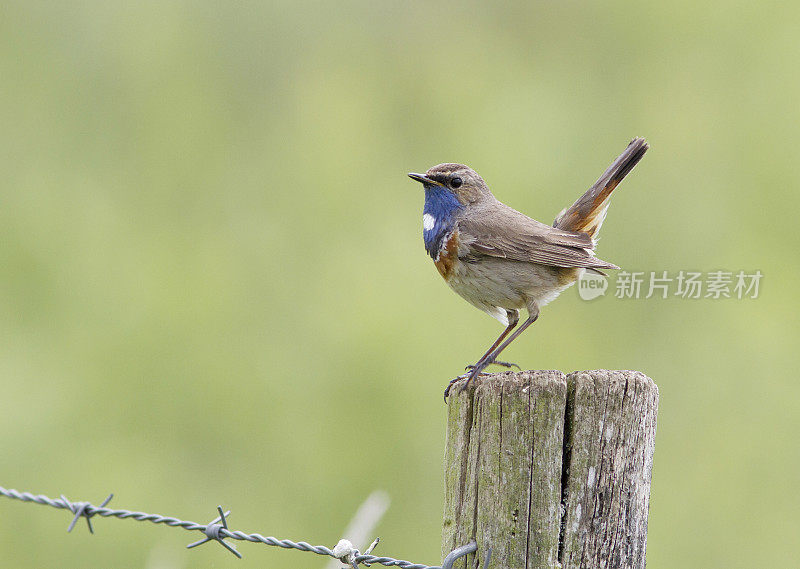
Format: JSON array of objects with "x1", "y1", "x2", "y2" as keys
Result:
[
  {"x1": 445, "y1": 310, "x2": 519, "y2": 401},
  {"x1": 459, "y1": 303, "x2": 540, "y2": 394},
  {"x1": 463, "y1": 309, "x2": 519, "y2": 371}
]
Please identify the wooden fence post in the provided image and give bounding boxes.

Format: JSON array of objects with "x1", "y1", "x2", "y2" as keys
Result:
[{"x1": 442, "y1": 370, "x2": 658, "y2": 569}]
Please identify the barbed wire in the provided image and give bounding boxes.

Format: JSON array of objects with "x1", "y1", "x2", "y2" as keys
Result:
[{"x1": 0, "y1": 485, "x2": 489, "y2": 569}]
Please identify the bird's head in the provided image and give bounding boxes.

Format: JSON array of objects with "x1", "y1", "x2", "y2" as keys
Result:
[{"x1": 408, "y1": 163, "x2": 492, "y2": 204}]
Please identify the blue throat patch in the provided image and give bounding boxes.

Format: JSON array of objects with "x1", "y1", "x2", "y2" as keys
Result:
[{"x1": 423, "y1": 186, "x2": 463, "y2": 259}]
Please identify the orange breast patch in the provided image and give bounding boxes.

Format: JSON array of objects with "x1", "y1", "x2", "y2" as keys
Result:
[{"x1": 433, "y1": 230, "x2": 460, "y2": 280}]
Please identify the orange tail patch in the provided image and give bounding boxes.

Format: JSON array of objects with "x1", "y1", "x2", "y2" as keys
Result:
[{"x1": 554, "y1": 138, "x2": 648, "y2": 240}]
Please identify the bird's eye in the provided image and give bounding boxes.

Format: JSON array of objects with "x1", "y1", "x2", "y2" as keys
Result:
[{"x1": 450, "y1": 177, "x2": 463, "y2": 189}]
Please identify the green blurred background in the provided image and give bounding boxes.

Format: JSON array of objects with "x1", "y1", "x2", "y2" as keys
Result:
[{"x1": 1, "y1": 1, "x2": 797, "y2": 567}]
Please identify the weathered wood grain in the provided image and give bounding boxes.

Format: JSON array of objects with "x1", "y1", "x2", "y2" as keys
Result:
[
  {"x1": 443, "y1": 370, "x2": 568, "y2": 568},
  {"x1": 443, "y1": 370, "x2": 658, "y2": 569},
  {"x1": 559, "y1": 370, "x2": 659, "y2": 569}
]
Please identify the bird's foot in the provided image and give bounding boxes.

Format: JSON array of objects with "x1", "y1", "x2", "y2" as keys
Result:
[
  {"x1": 444, "y1": 363, "x2": 492, "y2": 402},
  {"x1": 443, "y1": 373, "x2": 469, "y2": 401},
  {"x1": 465, "y1": 359, "x2": 520, "y2": 371}
]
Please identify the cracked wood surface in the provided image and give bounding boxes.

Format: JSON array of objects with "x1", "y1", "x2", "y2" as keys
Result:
[{"x1": 442, "y1": 370, "x2": 658, "y2": 569}]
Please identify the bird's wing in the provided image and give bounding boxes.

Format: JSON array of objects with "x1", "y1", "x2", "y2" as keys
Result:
[{"x1": 457, "y1": 203, "x2": 619, "y2": 270}]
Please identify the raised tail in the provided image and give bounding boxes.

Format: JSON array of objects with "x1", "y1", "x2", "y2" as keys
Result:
[{"x1": 554, "y1": 137, "x2": 649, "y2": 240}]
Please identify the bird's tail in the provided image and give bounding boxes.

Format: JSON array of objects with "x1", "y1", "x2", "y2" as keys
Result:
[{"x1": 553, "y1": 137, "x2": 649, "y2": 240}]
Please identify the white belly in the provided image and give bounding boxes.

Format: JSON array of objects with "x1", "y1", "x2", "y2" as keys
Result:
[{"x1": 445, "y1": 257, "x2": 580, "y2": 325}]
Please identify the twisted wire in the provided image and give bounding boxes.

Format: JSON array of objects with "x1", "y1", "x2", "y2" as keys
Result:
[{"x1": 0, "y1": 486, "x2": 442, "y2": 569}]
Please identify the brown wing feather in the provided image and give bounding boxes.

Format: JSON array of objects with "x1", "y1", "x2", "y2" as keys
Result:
[{"x1": 458, "y1": 202, "x2": 619, "y2": 270}]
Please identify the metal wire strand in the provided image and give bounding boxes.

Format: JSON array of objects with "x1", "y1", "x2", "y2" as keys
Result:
[{"x1": 0, "y1": 486, "x2": 485, "y2": 569}]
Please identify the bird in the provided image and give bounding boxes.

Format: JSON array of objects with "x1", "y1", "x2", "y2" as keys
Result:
[{"x1": 408, "y1": 137, "x2": 649, "y2": 400}]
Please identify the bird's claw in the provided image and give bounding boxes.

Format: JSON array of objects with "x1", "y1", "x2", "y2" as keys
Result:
[
  {"x1": 443, "y1": 373, "x2": 469, "y2": 402},
  {"x1": 443, "y1": 366, "x2": 492, "y2": 402},
  {"x1": 494, "y1": 359, "x2": 521, "y2": 370}
]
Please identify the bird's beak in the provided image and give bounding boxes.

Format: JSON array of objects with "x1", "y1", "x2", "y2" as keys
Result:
[{"x1": 408, "y1": 172, "x2": 435, "y2": 185}]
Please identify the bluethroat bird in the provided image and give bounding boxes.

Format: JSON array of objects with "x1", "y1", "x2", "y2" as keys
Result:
[{"x1": 409, "y1": 137, "x2": 649, "y2": 400}]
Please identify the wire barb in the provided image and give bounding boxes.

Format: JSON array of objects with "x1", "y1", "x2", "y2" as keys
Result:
[
  {"x1": 61, "y1": 493, "x2": 113, "y2": 534},
  {"x1": 186, "y1": 506, "x2": 241, "y2": 559},
  {"x1": 363, "y1": 537, "x2": 380, "y2": 563}
]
